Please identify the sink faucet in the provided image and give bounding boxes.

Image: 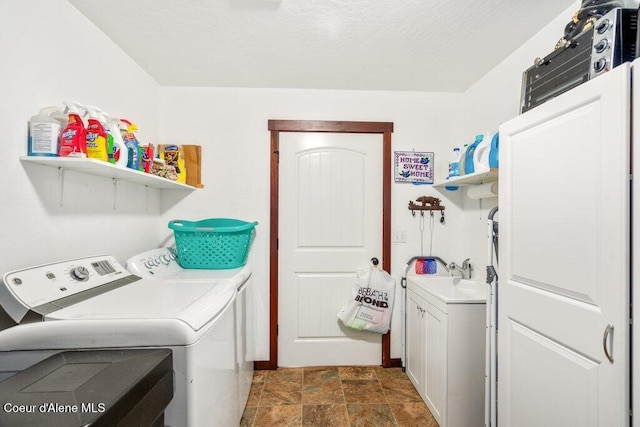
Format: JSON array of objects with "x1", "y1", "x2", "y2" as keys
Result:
[{"x1": 449, "y1": 258, "x2": 472, "y2": 279}]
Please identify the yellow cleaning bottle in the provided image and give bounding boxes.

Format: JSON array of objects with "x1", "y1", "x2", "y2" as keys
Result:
[{"x1": 85, "y1": 105, "x2": 109, "y2": 162}]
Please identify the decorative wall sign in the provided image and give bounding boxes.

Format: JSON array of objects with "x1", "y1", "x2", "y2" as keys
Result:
[{"x1": 394, "y1": 151, "x2": 434, "y2": 184}]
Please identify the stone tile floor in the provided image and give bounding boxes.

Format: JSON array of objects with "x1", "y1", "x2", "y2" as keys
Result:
[{"x1": 241, "y1": 366, "x2": 438, "y2": 426}]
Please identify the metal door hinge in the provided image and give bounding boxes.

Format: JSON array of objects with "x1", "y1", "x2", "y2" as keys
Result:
[{"x1": 277, "y1": 325, "x2": 279, "y2": 336}]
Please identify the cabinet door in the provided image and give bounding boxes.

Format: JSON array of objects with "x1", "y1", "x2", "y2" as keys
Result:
[
  {"x1": 423, "y1": 300, "x2": 447, "y2": 426},
  {"x1": 406, "y1": 290, "x2": 425, "y2": 395},
  {"x1": 498, "y1": 63, "x2": 630, "y2": 426}
]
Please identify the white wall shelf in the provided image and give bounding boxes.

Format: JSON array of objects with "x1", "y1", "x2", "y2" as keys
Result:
[
  {"x1": 20, "y1": 156, "x2": 196, "y2": 190},
  {"x1": 432, "y1": 168, "x2": 498, "y2": 188}
]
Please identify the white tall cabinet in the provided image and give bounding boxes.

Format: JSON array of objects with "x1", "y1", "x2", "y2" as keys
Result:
[{"x1": 498, "y1": 62, "x2": 632, "y2": 426}]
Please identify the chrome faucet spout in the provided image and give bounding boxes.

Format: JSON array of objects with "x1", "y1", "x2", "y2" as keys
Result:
[{"x1": 449, "y1": 258, "x2": 472, "y2": 279}]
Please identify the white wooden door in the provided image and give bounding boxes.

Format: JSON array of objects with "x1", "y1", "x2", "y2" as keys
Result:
[
  {"x1": 278, "y1": 132, "x2": 383, "y2": 367},
  {"x1": 498, "y1": 64, "x2": 630, "y2": 426}
]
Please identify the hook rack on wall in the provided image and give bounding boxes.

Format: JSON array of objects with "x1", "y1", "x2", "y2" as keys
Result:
[{"x1": 408, "y1": 196, "x2": 446, "y2": 222}]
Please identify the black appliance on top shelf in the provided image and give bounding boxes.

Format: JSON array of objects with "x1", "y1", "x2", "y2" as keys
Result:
[{"x1": 520, "y1": 7, "x2": 638, "y2": 113}]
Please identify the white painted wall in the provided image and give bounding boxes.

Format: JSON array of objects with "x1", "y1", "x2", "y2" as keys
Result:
[
  {"x1": 1, "y1": 0, "x2": 584, "y2": 364},
  {"x1": 460, "y1": 1, "x2": 581, "y2": 276},
  {"x1": 158, "y1": 87, "x2": 466, "y2": 360},
  {"x1": 0, "y1": 0, "x2": 164, "y2": 272}
]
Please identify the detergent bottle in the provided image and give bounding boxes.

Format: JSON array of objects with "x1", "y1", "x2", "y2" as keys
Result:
[
  {"x1": 58, "y1": 101, "x2": 87, "y2": 157},
  {"x1": 28, "y1": 106, "x2": 65, "y2": 156},
  {"x1": 142, "y1": 143, "x2": 154, "y2": 173},
  {"x1": 488, "y1": 132, "x2": 499, "y2": 168},
  {"x1": 137, "y1": 145, "x2": 145, "y2": 172},
  {"x1": 458, "y1": 144, "x2": 469, "y2": 176},
  {"x1": 445, "y1": 147, "x2": 460, "y2": 191},
  {"x1": 473, "y1": 132, "x2": 492, "y2": 173},
  {"x1": 121, "y1": 119, "x2": 141, "y2": 170},
  {"x1": 447, "y1": 147, "x2": 461, "y2": 178},
  {"x1": 85, "y1": 106, "x2": 110, "y2": 162},
  {"x1": 463, "y1": 134, "x2": 484, "y2": 175}
]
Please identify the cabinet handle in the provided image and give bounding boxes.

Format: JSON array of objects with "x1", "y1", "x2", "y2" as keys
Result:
[{"x1": 603, "y1": 324, "x2": 614, "y2": 363}]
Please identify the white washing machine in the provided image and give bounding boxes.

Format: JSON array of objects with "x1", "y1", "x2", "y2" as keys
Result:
[
  {"x1": 0, "y1": 254, "x2": 241, "y2": 427},
  {"x1": 126, "y1": 247, "x2": 254, "y2": 421}
]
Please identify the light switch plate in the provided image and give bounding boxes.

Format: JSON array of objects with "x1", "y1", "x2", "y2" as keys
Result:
[{"x1": 393, "y1": 229, "x2": 407, "y2": 243}]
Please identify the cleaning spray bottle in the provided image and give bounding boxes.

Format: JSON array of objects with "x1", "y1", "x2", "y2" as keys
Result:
[
  {"x1": 120, "y1": 119, "x2": 141, "y2": 170},
  {"x1": 58, "y1": 101, "x2": 87, "y2": 157},
  {"x1": 94, "y1": 109, "x2": 115, "y2": 164},
  {"x1": 95, "y1": 108, "x2": 128, "y2": 167},
  {"x1": 28, "y1": 106, "x2": 66, "y2": 156},
  {"x1": 85, "y1": 106, "x2": 110, "y2": 162}
]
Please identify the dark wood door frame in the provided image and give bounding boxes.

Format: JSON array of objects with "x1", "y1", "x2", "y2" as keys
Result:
[{"x1": 258, "y1": 119, "x2": 395, "y2": 370}]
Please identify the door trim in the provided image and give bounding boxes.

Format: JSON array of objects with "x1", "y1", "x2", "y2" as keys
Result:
[{"x1": 261, "y1": 119, "x2": 393, "y2": 370}]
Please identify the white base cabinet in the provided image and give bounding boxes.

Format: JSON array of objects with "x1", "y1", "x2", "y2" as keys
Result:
[{"x1": 406, "y1": 279, "x2": 486, "y2": 427}]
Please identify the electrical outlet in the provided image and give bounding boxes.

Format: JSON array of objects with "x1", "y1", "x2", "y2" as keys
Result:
[{"x1": 393, "y1": 229, "x2": 407, "y2": 243}]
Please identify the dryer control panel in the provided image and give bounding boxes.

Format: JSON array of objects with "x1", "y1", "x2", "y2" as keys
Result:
[
  {"x1": 0, "y1": 255, "x2": 134, "y2": 323},
  {"x1": 126, "y1": 247, "x2": 248, "y2": 282},
  {"x1": 126, "y1": 247, "x2": 182, "y2": 278}
]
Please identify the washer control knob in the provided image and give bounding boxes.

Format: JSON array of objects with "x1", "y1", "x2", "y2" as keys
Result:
[
  {"x1": 70, "y1": 266, "x2": 90, "y2": 282},
  {"x1": 160, "y1": 254, "x2": 171, "y2": 265},
  {"x1": 594, "y1": 38, "x2": 609, "y2": 53}
]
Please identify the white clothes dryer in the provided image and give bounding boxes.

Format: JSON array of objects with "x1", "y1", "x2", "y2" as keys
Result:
[
  {"x1": 0, "y1": 255, "x2": 240, "y2": 427},
  {"x1": 126, "y1": 247, "x2": 254, "y2": 421}
]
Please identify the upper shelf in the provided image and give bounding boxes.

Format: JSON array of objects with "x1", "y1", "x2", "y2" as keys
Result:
[
  {"x1": 20, "y1": 156, "x2": 196, "y2": 190},
  {"x1": 432, "y1": 168, "x2": 498, "y2": 188}
]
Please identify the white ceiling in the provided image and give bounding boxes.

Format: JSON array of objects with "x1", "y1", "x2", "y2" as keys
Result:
[{"x1": 68, "y1": 0, "x2": 577, "y2": 92}]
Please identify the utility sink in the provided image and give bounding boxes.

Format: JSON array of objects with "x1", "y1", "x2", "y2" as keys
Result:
[
  {"x1": 407, "y1": 276, "x2": 487, "y2": 313},
  {"x1": 405, "y1": 274, "x2": 487, "y2": 426}
]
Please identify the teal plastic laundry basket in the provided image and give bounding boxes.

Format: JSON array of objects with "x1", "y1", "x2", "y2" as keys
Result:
[{"x1": 168, "y1": 218, "x2": 258, "y2": 269}]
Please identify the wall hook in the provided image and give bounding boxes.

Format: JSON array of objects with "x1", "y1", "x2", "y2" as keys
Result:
[{"x1": 408, "y1": 196, "x2": 445, "y2": 216}]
